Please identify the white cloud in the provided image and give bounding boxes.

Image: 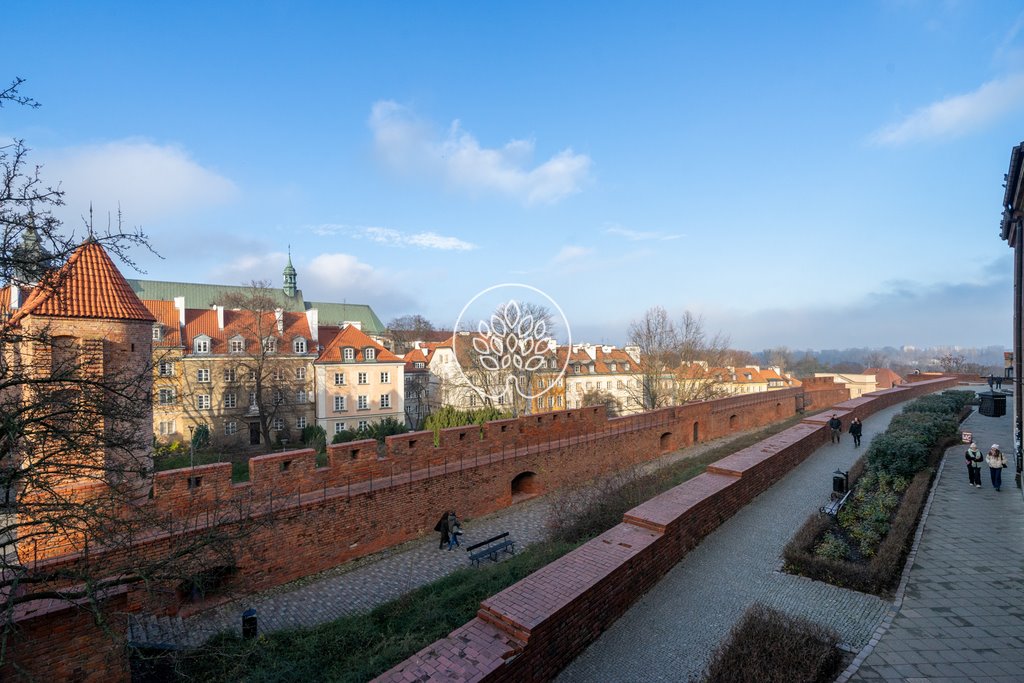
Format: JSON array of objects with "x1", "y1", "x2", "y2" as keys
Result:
[
  {"x1": 605, "y1": 226, "x2": 683, "y2": 241},
  {"x1": 553, "y1": 245, "x2": 594, "y2": 263},
  {"x1": 207, "y1": 251, "x2": 288, "y2": 286},
  {"x1": 369, "y1": 101, "x2": 591, "y2": 205},
  {"x1": 869, "y1": 73, "x2": 1024, "y2": 146},
  {"x1": 312, "y1": 223, "x2": 476, "y2": 251},
  {"x1": 41, "y1": 139, "x2": 237, "y2": 225}
]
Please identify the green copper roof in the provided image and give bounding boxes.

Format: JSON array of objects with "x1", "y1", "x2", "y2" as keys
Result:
[{"x1": 127, "y1": 279, "x2": 386, "y2": 335}]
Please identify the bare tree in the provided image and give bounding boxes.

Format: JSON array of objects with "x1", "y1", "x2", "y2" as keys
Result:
[
  {"x1": 863, "y1": 351, "x2": 889, "y2": 369},
  {"x1": 386, "y1": 314, "x2": 436, "y2": 354},
  {"x1": 581, "y1": 387, "x2": 621, "y2": 417},
  {"x1": 762, "y1": 346, "x2": 793, "y2": 371},
  {"x1": 937, "y1": 353, "x2": 967, "y2": 373},
  {"x1": 215, "y1": 281, "x2": 310, "y2": 448},
  {"x1": 1, "y1": 77, "x2": 262, "y2": 669}
]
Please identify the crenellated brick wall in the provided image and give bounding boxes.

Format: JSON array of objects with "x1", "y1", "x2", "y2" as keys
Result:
[
  {"x1": 376, "y1": 377, "x2": 957, "y2": 682},
  {"x1": 9, "y1": 380, "x2": 958, "y2": 682}
]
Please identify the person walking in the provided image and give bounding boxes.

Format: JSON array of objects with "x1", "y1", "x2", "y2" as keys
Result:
[
  {"x1": 849, "y1": 417, "x2": 863, "y2": 447},
  {"x1": 986, "y1": 444, "x2": 1008, "y2": 492},
  {"x1": 446, "y1": 510, "x2": 462, "y2": 551},
  {"x1": 965, "y1": 442, "x2": 984, "y2": 488},
  {"x1": 828, "y1": 414, "x2": 842, "y2": 444},
  {"x1": 434, "y1": 511, "x2": 450, "y2": 550}
]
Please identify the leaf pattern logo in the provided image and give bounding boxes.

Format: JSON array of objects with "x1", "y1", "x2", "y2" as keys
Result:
[{"x1": 453, "y1": 284, "x2": 572, "y2": 403}]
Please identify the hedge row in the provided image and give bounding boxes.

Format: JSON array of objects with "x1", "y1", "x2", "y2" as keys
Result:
[{"x1": 782, "y1": 390, "x2": 972, "y2": 595}]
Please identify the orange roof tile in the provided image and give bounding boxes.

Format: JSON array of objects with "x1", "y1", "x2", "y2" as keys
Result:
[
  {"x1": 317, "y1": 324, "x2": 401, "y2": 363},
  {"x1": 11, "y1": 240, "x2": 155, "y2": 323},
  {"x1": 142, "y1": 299, "x2": 183, "y2": 347},
  {"x1": 865, "y1": 367, "x2": 904, "y2": 388}
]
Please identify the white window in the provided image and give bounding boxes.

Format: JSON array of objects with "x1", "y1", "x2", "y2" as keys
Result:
[
  {"x1": 225, "y1": 421, "x2": 238, "y2": 435},
  {"x1": 469, "y1": 395, "x2": 477, "y2": 407},
  {"x1": 365, "y1": 348, "x2": 376, "y2": 360},
  {"x1": 224, "y1": 392, "x2": 237, "y2": 409},
  {"x1": 295, "y1": 367, "x2": 306, "y2": 380},
  {"x1": 357, "y1": 395, "x2": 368, "y2": 410},
  {"x1": 263, "y1": 337, "x2": 277, "y2": 353},
  {"x1": 296, "y1": 389, "x2": 307, "y2": 403},
  {"x1": 549, "y1": 358, "x2": 556, "y2": 369},
  {"x1": 334, "y1": 396, "x2": 346, "y2": 412},
  {"x1": 358, "y1": 420, "x2": 368, "y2": 430},
  {"x1": 197, "y1": 368, "x2": 210, "y2": 383},
  {"x1": 334, "y1": 422, "x2": 346, "y2": 434},
  {"x1": 296, "y1": 416, "x2": 307, "y2": 429},
  {"x1": 624, "y1": 363, "x2": 630, "y2": 371},
  {"x1": 158, "y1": 361, "x2": 174, "y2": 377},
  {"x1": 414, "y1": 361, "x2": 425, "y2": 369},
  {"x1": 248, "y1": 369, "x2": 257, "y2": 382},
  {"x1": 224, "y1": 368, "x2": 236, "y2": 382},
  {"x1": 610, "y1": 363, "x2": 617, "y2": 372},
  {"x1": 574, "y1": 365, "x2": 580, "y2": 374},
  {"x1": 617, "y1": 380, "x2": 624, "y2": 389},
  {"x1": 380, "y1": 371, "x2": 390, "y2": 383},
  {"x1": 159, "y1": 388, "x2": 176, "y2": 405},
  {"x1": 380, "y1": 394, "x2": 391, "y2": 408},
  {"x1": 343, "y1": 348, "x2": 355, "y2": 361},
  {"x1": 272, "y1": 417, "x2": 284, "y2": 430},
  {"x1": 586, "y1": 381, "x2": 593, "y2": 389},
  {"x1": 229, "y1": 338, "x2": 245, "y2": 354},
  {"x1": 249, "y1": 391, "x2": 257, "y2": 407},
  {"x1": 196, "y1": 395, "x2": 211, "y2": 410},
  {"x1": 158, "y1": 420, "x2": 175, "y2": 436},
  {"x1": 557, "y1": 396, "x2": 563, "y2": 407},
  {"x1": 273, "y1": 389, "x2": 284, "y2": 404},
  {"x1": 194, "y1": 337, "x2": 210, "y2": 354},
  {"x1": 152, "y1": 325, "x2": 162, "y2": 341},
  {"x1": 498, "y1": 395, "x2": 506, "y2": 405},
  {"x1": 293, "y1": 338, "x2": 307, "y2": 354},
  {"x1": 334, "y1": 372, "x2": 345, "y2": 386},
  {"x1": 272, "y1": 368, "x2": 285, "y2": 381},
  {"x1": 358, "y1": 372, "x2": 368, "y2": 385}
]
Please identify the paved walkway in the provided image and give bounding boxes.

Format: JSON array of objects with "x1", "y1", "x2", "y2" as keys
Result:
[
  {"x1": 558, "y1": 399, "x2": 928, "y2": 682},
  {"x1": 844, "y1": 404, "x2": 1024, "y2": 682},
  {"x1": 132, "y1": 419, "x2": 781, "y2": 646}
]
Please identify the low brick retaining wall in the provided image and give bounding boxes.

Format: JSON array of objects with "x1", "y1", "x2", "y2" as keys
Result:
[{"x1": 376, "y1": 377, "x2": 957, "y2": 682}]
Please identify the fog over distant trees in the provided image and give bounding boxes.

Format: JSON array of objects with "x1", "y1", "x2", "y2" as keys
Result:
[{"x1": 755, "y1": 345, "x2": 1005, "y2": 378}]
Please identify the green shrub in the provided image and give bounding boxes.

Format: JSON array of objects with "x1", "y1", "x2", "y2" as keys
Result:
[
  {"x1": 700, "y1": 603, "x2": 842, "y2": 683},
  {"x1": 301, "y1": 425, "x2": 327, "y2": 453},
  {"x1": 330, "y1": 417, "x2": 409, "y2": 445},
  {"x1": 814, "y1": 533, "x2": 849, "y2": 561},
  {"x1": 866, "y1": 431, "x2": 928, "y2": 479}
]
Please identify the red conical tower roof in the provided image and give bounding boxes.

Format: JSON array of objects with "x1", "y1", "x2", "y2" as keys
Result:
[{"x1": 12, "y1": 240, "x2": 155, "y2": 323}]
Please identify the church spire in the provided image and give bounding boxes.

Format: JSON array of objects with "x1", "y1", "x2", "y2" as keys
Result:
[{"x1": 283, "y1": 246, "x2": 297, "y2": 298}]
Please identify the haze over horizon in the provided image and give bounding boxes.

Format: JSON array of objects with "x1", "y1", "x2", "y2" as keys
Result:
[{"x1": 6, "y1": 2, "x2": 1021, "y2": 350}]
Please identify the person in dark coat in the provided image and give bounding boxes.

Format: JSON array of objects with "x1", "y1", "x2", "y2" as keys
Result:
[
  {"x1": 434, "y1": 511, "x2": 450, "y2": 549},
  {"x1": 965, "y1": 443, "x2": 983, "y2": 488},
  {"x1": 828, "y1": 414, "x2": 842, "y2": 444},
  {"x1": 849, "y1": 417, "x2": 863, "y2": 447}
]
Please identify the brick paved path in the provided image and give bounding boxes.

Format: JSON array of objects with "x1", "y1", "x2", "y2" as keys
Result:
[
  {"x1": 558, "y1": 401, "x2": 913, "y2": 682},
  {"x1": 843, "y1": 404, "x2": 1024, "y2": 682},
  {"x1": 139, "y1": 420, "x2": 772, "y2": 646}
]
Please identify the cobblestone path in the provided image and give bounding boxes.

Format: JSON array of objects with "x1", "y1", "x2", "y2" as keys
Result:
[
  {"x1": 843, "y1": 404, "x2": 1024, "y2": 682},
  {"x1": 169, "y1": 419, "x2": 772, "y2": 645},
  {"x1": 558, "y1": 400, "x2": 915, "y2": 682}
]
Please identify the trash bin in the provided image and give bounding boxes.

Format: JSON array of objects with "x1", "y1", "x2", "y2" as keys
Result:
[
  {"x1": 979, "y1": 391, "x2": 1006, "y2": 417},
  {"x1": 832, "y1": 469, "x2": 849, "y2": 495}
]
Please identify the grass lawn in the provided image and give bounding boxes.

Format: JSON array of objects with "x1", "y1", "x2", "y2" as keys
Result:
[{"x1": 153, "y1": 452, "x2": 251, "y2": 482}]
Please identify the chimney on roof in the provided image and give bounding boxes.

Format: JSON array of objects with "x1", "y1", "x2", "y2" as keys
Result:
[
  {"x1": 174, "y1": 296, "x2": 185, "y2": 327},
  {"x1": 584, "y1": 344, "x2": 596, "y2": 361},
  {"x1": 216, "y1": 305, "x2": 224, "y2": 330},
  {"x1": 306, "y1": 308, "x2": 318, "y2": 342},
  {"x1": 343, "y1": 320, "x2": 362, "y2": 330},
  {"x1": 10, "y1": 287, "x2": 20, "y2": 309},
  {"x1": 275, "y1": 308, "x2": 284, "y2": 334}
]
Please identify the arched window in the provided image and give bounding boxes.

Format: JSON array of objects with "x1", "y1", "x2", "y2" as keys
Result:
[{"x1": 293, "y1": 337, "x2": 307, "y2": 354}]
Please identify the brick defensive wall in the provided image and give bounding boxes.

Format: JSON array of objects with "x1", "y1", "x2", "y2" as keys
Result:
[{"x1": 7, "y1": 378, "x2": 856, "y2": 681}]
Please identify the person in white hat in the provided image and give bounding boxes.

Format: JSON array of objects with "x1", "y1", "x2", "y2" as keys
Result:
[{"x1": 986, "y1": 444, "x2": 1007, "y2": 492}]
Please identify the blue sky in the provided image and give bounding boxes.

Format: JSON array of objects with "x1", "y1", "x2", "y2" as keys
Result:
[{"x1": 5, "y1": 1, "x2": 1023, "y2": 351}]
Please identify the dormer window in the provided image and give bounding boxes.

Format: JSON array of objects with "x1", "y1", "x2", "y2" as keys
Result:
[
  {"x1": 414, "y1": 361, "x2": 425, "y2": 369},
  {"x1": 574, "y1": 365, "x2": 581, "y2": 374},
  {"x1": 194, "y1": 336, "x2": 211, "y2": 354},
  {"x1": 343, "y1": 347, "x2": 355, "y2": 361},
  {"x1": 588, "y1": 365, "x2": 595, "y2": 374},
  {"x1": 152, "y1": 324, "x2": 162, "y2": 341},
  {"x1": 549, "y1": 358, "x2": 556, "y2": 369},
  {"x1": 293, "y1": 338, "x2": 307, "y2": 354},
  {"x1": 365, "y1": 348, "x2": 376, "y2": 361},
  {"x1": 229, "y1": 335, "x2": 245, "y2": 354},
  {"x1": 623, "y1": 363, "x2": 630, "y2": 371},
  {"x1": 262, "y1": 337, "x2": 277, "y2": 353},
  {"x1": 610, "y1": 363, "x2": 617, "y2": 372}
]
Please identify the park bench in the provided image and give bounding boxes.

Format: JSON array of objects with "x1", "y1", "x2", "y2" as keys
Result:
[
  {"x1": 466, "y1": 532, "x2": 515, "y2": 566},
  {"x1": 819, "y1": 489, "x2": 851, "y2": 517}
]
